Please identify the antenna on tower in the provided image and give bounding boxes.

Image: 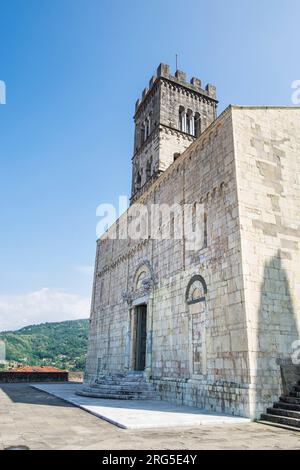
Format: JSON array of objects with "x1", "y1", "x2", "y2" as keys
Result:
[{"x1": 175, "y1": 54, "x2": 178, "y2": 70}]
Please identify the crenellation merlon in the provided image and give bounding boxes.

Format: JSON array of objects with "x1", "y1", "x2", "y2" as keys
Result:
[
  {"x1": 191, "y1": 77, "x2": 201, "y2": 88},
  {"x1": 175, "y1": 69, "x2": 186, "y2": 82},
  {"x1": 142, "y1": 87, "x2": 149, "y2": 99},
  {"x1": 135, "y1": 63, "x2": 217, "y2": 114},
  {"x1": 149, "y1": 75, "x2": 156, "y2": 88},
  {"x1": 157, "y1": 63, "x2": 170, "y2": 78},
  {"x1": 205, "y1": 83, "x2": 216, "y2": 99}
]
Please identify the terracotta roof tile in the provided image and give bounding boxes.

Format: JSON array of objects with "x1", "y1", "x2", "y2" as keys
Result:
[{"x1": 8, "y1": 365, "x2": 67, "y2": 373}]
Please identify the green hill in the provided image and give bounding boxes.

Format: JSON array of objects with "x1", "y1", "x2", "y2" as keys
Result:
[{"x1": 0, "y1": 319, "x2": 89, "y2": 371}]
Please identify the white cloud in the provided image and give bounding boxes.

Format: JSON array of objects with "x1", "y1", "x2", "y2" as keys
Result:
[{"x1": 0, "y1": 288, "x2": 91, "y2": 332}]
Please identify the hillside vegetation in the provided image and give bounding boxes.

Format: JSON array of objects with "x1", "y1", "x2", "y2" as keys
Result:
[{"x1": 0, "y1": 319, "x2": 89, "y2": 371}]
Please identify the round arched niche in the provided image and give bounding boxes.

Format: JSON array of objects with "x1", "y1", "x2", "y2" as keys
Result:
[
  {"x1": 135, "y1": 269, "x2": 148, "y2": 290},
  {"x1": 133, "y1": 260, "x2": 155, "y2": 293},
  {"x1": 185, "y1": 275, "x2": 207, "y2": 305}
]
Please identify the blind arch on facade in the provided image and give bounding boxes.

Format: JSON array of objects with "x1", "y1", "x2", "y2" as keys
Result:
[{"x1": 185, "y1": 275, "x2": 207, "y2": 304}]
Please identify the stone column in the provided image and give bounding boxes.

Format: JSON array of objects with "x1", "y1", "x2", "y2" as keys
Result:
[
  {"x1": 124, "y1": 307, "x2": 132, "y2": 372},
  {"x1": 145, "y1": 294, "x2": 153, "y2": 379},
  {"x1": 129, "y1": 307, "x2": 137, "y2": 371}
]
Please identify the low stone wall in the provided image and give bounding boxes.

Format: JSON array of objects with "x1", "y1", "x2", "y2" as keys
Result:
[
  {"x1": 0, "y1": 371, "x2": 68, "y2": 383},
  {"x1": 152, "y1": 377, "x2": 250, "y2": 417}
]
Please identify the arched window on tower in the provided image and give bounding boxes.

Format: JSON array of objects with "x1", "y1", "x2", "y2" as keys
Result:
[
  {"x1": 203, "y1": 212, "x2": 208, "y2": 248},
  {"x1": 136, "y1": 171, "x2": 141, "y2": 190},
  {"x1": 192, "y1": 202, "x2": 197, "y2": 232},
  {"x1": 145, "y1": 118, "x2": 148, "y2": 139},
  {"x1": 179, "y1": 106, "x2": 186, "y2": 132},
  {"x1": 187, "y1": 109, "x2": 193, "y2": 135},
  {"x1": 194, "y1": 113, "x2": 201, "y2": 137},
  {"x1": 190, "y1": 114, "x2": 195, "y2": 136},
  {"x1": 146, "y1": 157, "x2": 152, "y2": 180},
  {"x1": 147, "y1": 114, "x2": 151, "y2": 137},
  {"x1": 141, "y1": 123, "x2": 145, "y2": 145}
]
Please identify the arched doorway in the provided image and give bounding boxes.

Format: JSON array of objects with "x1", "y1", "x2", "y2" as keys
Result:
[{"x1": 127, "y1": 261, "x2": 155, "y2": 372}]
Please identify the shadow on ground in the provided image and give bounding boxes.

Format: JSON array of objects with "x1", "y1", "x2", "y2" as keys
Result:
[{"x1": 0, "y1": 383, "x2": 74, "y2": 407}]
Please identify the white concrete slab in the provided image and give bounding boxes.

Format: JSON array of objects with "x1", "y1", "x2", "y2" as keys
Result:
[{"x1": 32, "y1": 383, "x2": 250, "y2": 429}]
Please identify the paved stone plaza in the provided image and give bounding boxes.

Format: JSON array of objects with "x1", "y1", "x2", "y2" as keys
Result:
[
  {"x1": 32, "y1": 383, "x2": 249, "y2": 429},
  {"x1": 0, "y1": 383, "x2": 299, "y2": 450}
]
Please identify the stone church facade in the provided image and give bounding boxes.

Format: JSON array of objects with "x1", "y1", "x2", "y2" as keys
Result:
[{"x1": 83, "y1": 64, "x2": 300, "y2": 419}]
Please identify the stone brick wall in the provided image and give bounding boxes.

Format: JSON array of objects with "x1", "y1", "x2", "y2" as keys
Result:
[
  {"x1": 85, "y1": 106, "x2": 300, "y2": 419},
  {"x1": 232, "y1": 106, "x2": 300, "y2": 418},
  {"x1": 85, "y1": 106, "x2": 252, "y2": 416}
]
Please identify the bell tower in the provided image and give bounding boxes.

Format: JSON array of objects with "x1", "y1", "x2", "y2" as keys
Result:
[{"x1": 131, "y1": 63, "x2": 217, "y2": 202}]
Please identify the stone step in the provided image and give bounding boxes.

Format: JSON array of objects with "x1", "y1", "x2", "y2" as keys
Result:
[
  {"x1": 96, "y1": 377, "x2": 147, "y2": 384},
  {"x1": 77, "y1": 372, "x2": 159, "y2": 401},
  {"x1": 279, "y1": 395, "x2": 300, "y2": 405},
  {"x1": 81, "y1": 384, "x2": 157, "y2": 394},
  {"x1": 76, "y1": 389, "x2": 158, "y2": 400},
  {"x1": 90, "y1": 384, "x2": 154, "y2": 392},
  {"x1": 84, "y1": 388, "x2": 156, "y2": 397},
  {"x1": 260, "y1": 413, "x2": 300, "y2": 428},
  {"x1": 261, "y1": 377, "x2": 300, "y2": 431},
  {"x1": 266, "y1": 407, "x2": 300, "y2": 420},
  {"x1": 274, "y1": 401, "x2": 300, "y2": 412},
  {"x1": 127, "y1": 371, "x2": 146, "y2": 377},
  {"x1": 97, "y1": 374, "x2": 126, "y2": 378},
  {"x1": 94, "y1": 379, "x2": 151, "y2": 385},
  {"x1": 76, "y1": 390, "x2": 136, "y2": 400},
  {"x1": 95, "y1": 379, "x2": 148, "y2": 385},
  {"x1": 86, "y1": 388, "x2": 146, "y2": 395},
  {"x1": 258, "y1": 420, "x2": 300, "y2": 433},
  {"x1": 97, "y1": 374, "x2": 146, "y2": 379},
  {"x1": 98, "y1": 372, "x2": 145, "y2": 379},
  {"x1": 96, "y1": 375, "x2": 126, "y2": 381}
]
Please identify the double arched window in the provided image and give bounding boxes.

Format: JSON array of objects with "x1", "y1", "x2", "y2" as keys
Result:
[{"x1": 179, "y1": 107, "x2": 201, "y2": 137}]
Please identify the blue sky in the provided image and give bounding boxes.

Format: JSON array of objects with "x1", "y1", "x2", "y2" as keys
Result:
[{"x1": 0, "y1": 0, "x2": 299, "y2": 330}]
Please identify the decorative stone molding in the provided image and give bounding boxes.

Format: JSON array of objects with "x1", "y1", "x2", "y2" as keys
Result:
[
  {"x1": 186, "y1": 275, "x2": 207, "y2": 304},
  {"x1": 135, "y1": 64, "x2": 217, "y2": 119},
  {"x1": 122, "y1": 260, "x2": 156, "y2": 305},
  {"x1": 96, "y1": 240, "x2": 151, "y2": 278}
]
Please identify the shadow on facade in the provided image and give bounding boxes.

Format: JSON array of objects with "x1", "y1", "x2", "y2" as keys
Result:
[{"x1": 251, "y1": 249, "x2": 300, "y2": 418}]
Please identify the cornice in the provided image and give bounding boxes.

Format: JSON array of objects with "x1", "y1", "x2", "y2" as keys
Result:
[{"x1": 134, "y1": 76, "x2": 218, "y2": 120}]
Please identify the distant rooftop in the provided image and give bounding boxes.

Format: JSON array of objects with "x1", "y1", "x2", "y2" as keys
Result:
[{"x1": 8, "y1": 365, "x2": 67, "y2": 373}]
